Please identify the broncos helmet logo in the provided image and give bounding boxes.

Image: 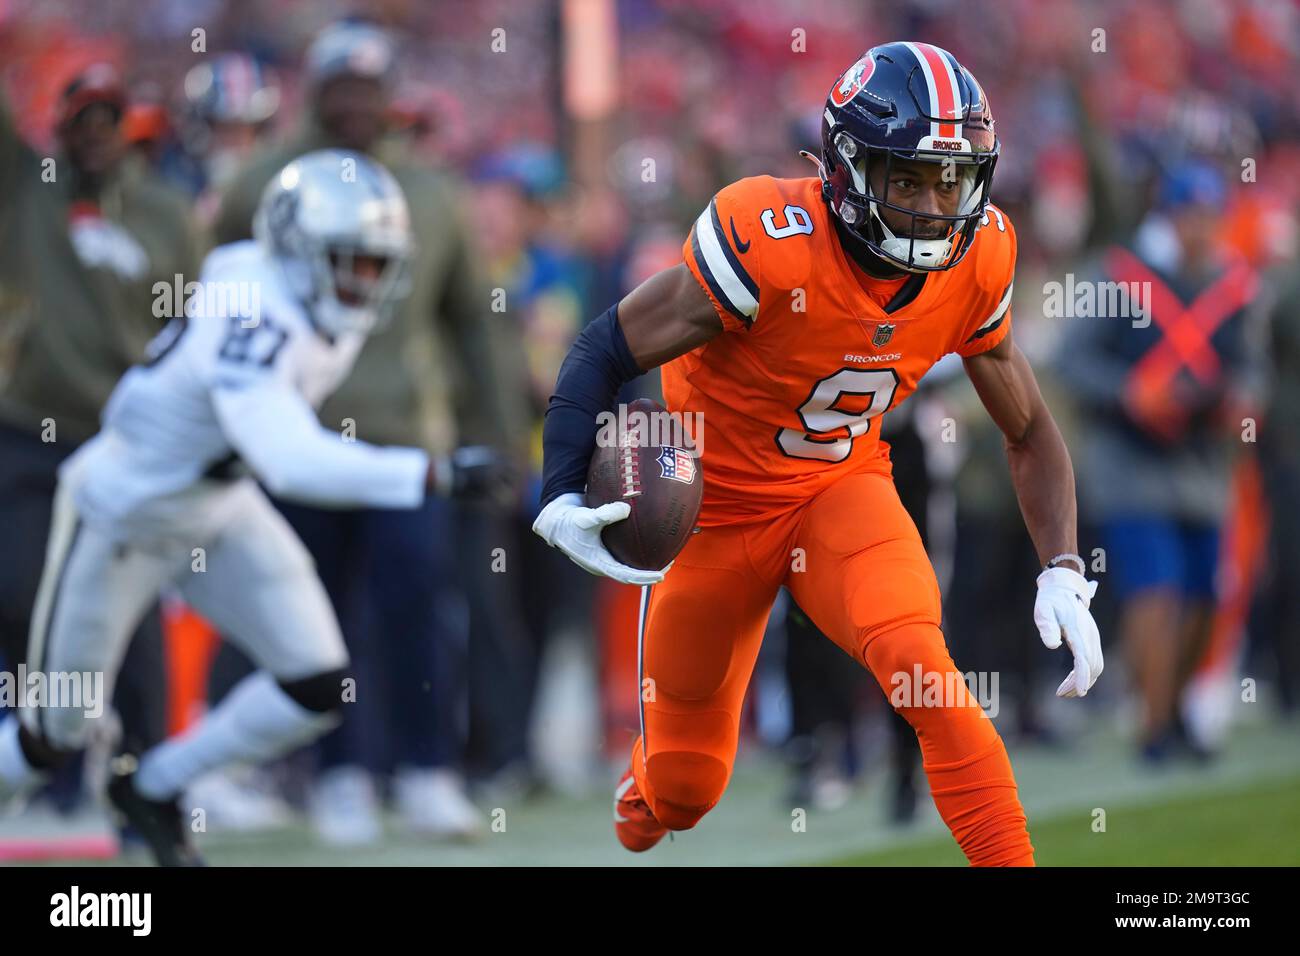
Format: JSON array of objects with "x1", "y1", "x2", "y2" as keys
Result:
[{"x1": 830, "y1": 54, "x2": 876, "y2": 108}]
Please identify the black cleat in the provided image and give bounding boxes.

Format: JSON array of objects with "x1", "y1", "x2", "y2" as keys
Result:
[{"x1": 106, "y1": 758, "x2": 205, "y2": 867}]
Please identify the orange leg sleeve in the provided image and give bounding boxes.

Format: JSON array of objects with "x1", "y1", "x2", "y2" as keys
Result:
[
  {"x1": 865, "y1": 625, "x2": 1035, "y2": 866},
  {"x1": 630, "y1": 522, "x2": 781, "y2": 831},
  {"x1": 789, "y1": 472, "x2": 1035, "y2": 866}
]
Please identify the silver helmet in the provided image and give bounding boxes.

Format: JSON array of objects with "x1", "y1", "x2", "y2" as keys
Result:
[{"x1": 253, "y1": 149, "x2": 414, "y2": 336}]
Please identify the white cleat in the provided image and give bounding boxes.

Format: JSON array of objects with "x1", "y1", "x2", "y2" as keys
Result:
[
  {"x1": 185, "y1": 767, "x2": 294, "y2": 833},
  {"x1": 394, "y1": 767, "x2": 485, "y2": 841},
  {"x1": 308, "y1": 765, "x2": 383, "y2": 847}
]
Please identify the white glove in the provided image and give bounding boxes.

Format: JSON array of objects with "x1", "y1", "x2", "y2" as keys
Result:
[
  {"x1": 1034, "y1": 566, "x2": 1104, "y2": 698},
  {"x1": 532, "y1": 492, "x2": 667, "y2": 586}
]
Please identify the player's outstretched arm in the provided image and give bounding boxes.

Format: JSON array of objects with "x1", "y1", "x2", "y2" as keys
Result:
[
  {"x1": 963, "y1": 335, "x2": 1104, "y2": 698},
  {"x1": 533, "y1": 263, "x2": 722, "y2": 585},
  {"x1": 212, "y1": 379, "x2": 432, "y2": 509},
  {"x1": 213, "y1": 380, "x2": 515, "y2": 507}
]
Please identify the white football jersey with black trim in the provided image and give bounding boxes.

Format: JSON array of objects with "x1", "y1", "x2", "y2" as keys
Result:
[{"x1": 71, "y1": 241, "x2": 366, "y2": 536}]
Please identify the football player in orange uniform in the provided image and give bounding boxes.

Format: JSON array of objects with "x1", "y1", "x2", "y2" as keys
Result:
[{"x1": 533, "y1": 42, "x2": 1103, "y2": 865}]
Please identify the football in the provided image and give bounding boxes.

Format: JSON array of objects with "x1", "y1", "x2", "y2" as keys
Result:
[{"x1": 585, "y1": 397, "x2": 704, "y2": 571}]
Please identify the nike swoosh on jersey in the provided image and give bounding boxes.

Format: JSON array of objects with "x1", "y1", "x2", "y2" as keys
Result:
[{"x1": 729, "y1": 216, "x2": 751, "y2": 253}]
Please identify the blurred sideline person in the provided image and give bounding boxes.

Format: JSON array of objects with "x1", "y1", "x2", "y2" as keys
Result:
[
  {"x1": 212, "y1": 20, "x2": 529, "y2": 844},
  {"x1": 0, "y1": 151, "x2": 509, "y2": 866},
  {"x1": 176, "y1": 53, "x2": 282, "y2": 226},
  {"x1": 1256, "y1": 262, "x2": 1300, "y2": 714},
  {"x1": 121, "y1": 52, "x2": 280, "y2": 226},
  {"x1": 0, "y1": 65, "x2": 198, "y2": 805},
  {"x1": 944, "y1": 405, "x2": 1058, "y2": 745},
  {"x1": 1058, "y1": 160, "x2": 1263, "y2": 762},
  {"x1": 462, "y1": 149, "x2": 598, "y2": 792}
]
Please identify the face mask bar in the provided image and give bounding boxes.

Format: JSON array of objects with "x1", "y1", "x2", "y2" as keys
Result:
[
  {"x1": 831, "y1": 130, "x2": 996, "y2": 272},
  {"x1": 328, "y1": 246, "x2": 411, "y2": 308},
  {"x1": 313, "y1": 243, "x2": 414, "y2": 332}
]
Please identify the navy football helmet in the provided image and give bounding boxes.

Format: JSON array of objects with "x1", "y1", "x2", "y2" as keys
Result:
[{"x1": 817, "y1": 42, "x2": 998, "y2": 272}]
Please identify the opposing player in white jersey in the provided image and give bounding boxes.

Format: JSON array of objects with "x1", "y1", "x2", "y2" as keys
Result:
[{"x1": 0, "y1": 150, "x2": 509, "y2": 865}]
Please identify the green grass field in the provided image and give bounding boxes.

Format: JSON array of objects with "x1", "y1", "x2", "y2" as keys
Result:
[
  {"x1": 825, "y1": 772, "x2": 1300, "y2": 866},
  {"x1": 6, "y1": 715, "x2": 1297, "y2": 866}
]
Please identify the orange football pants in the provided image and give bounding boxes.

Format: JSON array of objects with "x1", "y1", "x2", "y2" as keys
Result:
[{"x1": 630, "y1": 470, "x2": 1035, "y2": 866}]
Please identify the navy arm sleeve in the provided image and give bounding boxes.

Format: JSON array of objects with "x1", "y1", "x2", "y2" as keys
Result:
[{"x1": 538, "y1": 303, "x2": 643, "y2": 508}]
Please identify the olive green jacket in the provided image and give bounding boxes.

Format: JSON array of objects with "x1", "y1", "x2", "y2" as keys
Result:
[{"x1": 0, "y1": 96, "x2": 199, "y2": 443}]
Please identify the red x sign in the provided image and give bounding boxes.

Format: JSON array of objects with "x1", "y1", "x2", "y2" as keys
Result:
[{"x1": 1105, "y1": 247, "x2": 1257, "y2": 439}]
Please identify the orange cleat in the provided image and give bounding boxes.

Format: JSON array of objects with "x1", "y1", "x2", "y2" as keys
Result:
[{"x1": 613, "y1": 766, "x2": 667, "y2": 852}]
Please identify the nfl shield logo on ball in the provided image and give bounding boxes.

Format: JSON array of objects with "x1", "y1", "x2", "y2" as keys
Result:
[
  {"x1": 872, "y1": 323, "x2": 895, "y2": 348},
  {"x1": 657, "y1": 447, "x2": 696, "y2": 484}
]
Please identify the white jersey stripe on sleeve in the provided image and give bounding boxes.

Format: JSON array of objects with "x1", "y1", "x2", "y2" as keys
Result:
[
  {"x1": 693, "y1": 205, "x2": 759, "y2": 319},
  {"x1": 967, "y1": 281, "x2": 1013, "y2": 342}
]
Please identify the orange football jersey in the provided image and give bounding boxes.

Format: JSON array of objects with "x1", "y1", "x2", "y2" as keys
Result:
[{"x1": 673, "y1": 175, "x2": 1016, "y2": 526}]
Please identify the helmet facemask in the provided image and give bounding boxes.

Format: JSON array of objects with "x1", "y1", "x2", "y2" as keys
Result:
[
  {"x1": 307, "y1": 241, "x2": 413, "y2": 337},
  {"x1": 826, "y1": 130, "x2": 996, "y2": 273}
]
